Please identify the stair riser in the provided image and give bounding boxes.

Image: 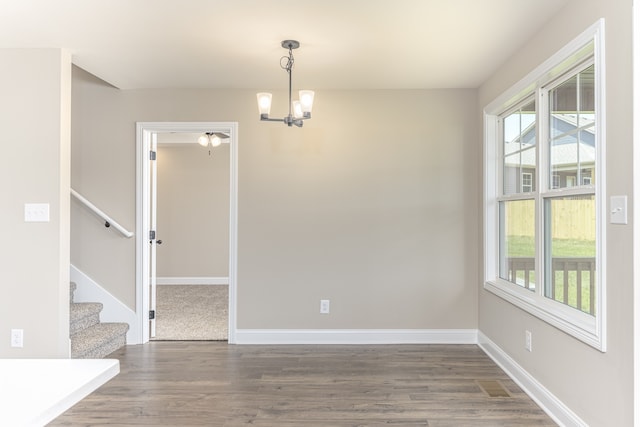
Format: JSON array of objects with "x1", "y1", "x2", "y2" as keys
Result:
[
  {"x1": 71, "y1": 322, "x2": 129, "y2": 359},
  {"x1": 73, "y1": 334, "x2": 127, "y2": 359},
  {"x1": 70, "y1": 313, "x2": 100, "y2": 335}
]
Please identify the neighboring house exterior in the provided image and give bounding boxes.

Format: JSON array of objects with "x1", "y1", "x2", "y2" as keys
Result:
[{"x1": 504, "y1": 114, "x2": 595, "y2": 194}]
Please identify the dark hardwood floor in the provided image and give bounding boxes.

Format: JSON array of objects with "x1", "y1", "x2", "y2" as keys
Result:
[{"x1": 50, "y1": 342, "x2": 556, "y2": 426}]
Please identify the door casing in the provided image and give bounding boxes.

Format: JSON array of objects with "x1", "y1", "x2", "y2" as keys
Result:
[{"x1": 135, "y1": 122, "x2": 238, "y2": 344}]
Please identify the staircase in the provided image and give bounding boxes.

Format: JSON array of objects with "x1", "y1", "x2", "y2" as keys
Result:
[{"x1": 70, "y1": 282, "x2": 129, "y2": 358}]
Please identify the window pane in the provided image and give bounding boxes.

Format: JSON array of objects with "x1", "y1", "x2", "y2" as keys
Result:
[
  {"x1": 503, "y1": 101, "x2": 536, "y2": 195},
  {"x1": 500, "y1": 199, "x2": 536, "y2": 291},
  {"x1": 549, "y1": 65, "x2": 595, "y2": 189},
  {"x1": 503, "y1": 152, "x2": 520, "y2": 195},
  {"x1": 544, "y1": 195, "x2": 596, "y2": 315},
  {"x1": 579, "y1": 65, "x2": 595, "y2": 113}
]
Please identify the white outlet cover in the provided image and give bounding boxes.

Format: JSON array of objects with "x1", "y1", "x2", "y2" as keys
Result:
[
  {"x1": 11, "y1": 329, "x2": 23, "y2": 348},
  {"x1": 525, "y1": 330, "x2": 532, "y2": 352},
  {"x1": 320, "y1": 299, "x2": 330, "y2": 314}
]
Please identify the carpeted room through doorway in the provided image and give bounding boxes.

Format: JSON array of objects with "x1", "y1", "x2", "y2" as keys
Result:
[{"x1": 152, "y1": 285, "x2": 228, "y2": 341}]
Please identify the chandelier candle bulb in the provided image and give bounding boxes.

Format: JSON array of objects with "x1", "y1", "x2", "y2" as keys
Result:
[
  {"x1": 292, "y1": 101, "x2": 303, "y2": 119},
  {"x1": 257, "y1": 92, "x2": 272, "y2": 117},
  {"x1": 299, "y1": 90, "x2": 315, "y2": 114}
]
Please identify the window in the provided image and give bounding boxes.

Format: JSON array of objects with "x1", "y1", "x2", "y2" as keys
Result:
[
  {"x1": 522, "y1": 173, "x2": 533, "y2": 193},
  {"x1": 484, "y1": 21, "x2": 605, "y2": 350}
]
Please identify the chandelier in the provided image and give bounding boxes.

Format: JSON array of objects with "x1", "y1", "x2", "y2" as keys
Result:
[{"x1": 256, "y1": 40, "x2": 315, "y2": 127}]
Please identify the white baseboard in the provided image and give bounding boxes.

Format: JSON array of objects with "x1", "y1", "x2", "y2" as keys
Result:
[
  {"x1": 235, "y1": 329, "x2": 478, "y2": 345},
  {"x1": 478, "y1": 331, "x2": 586, "y2": 427},
  {"x1": 70, "y1": 264, "x2": 141, "y2": 345},
  {"x1": 156, "y1": 276, "x2": 229, "y2": 285}
]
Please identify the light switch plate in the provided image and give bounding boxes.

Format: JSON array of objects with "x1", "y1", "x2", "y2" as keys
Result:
[
  {"x1": 610, "y1": 196, "x2": 627, "y2": 225},
  {"x1": 24, "y1": 203, "x2": 50, "y2": 222}
]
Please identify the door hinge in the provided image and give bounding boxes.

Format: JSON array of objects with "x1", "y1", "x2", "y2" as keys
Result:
[
  {"x1": 149, "y1": 230, "x2": 156, "y2": 240},
  {"x1": 150, "y1": 150, "x2": 157, "y2": 161},
  {"x1": 149, "y1": 310, "x2": 156, "y2": 320}
]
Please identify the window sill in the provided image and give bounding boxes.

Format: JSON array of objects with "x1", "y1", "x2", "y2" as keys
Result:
[{"x1": 484, "y1": 279, "x2": 605, "y2": 352}]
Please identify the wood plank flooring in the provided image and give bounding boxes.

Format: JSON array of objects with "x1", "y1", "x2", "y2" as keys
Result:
[{"x1": 49, "y1": 342, "x2": 556, "y2": 426}]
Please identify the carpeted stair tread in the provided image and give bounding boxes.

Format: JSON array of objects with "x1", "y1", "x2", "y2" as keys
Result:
[
  {"x1": 71, "y1": 322, "x2": 129, "y2": 359},
  {"x1": 70, "y1": 302, "x2": 103, "y2": 335}
]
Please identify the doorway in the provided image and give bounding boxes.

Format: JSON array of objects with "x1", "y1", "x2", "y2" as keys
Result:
[
  {"x1": 135, "y1": 122, "x2": 238, "y2": 344},
  {"x1": 153, "y1": 134, "x2": 229, "y2": 340}
]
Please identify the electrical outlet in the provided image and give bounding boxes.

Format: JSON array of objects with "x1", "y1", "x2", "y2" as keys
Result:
[
  {"x1": 11, "y1": 329, "x2": 23, "y2": 348},
  {"x1": 525, "y1": 330, "x2": 532, "y2": 352},
  {"x1": 320, "y1": 299, "x2": 330, "y2": 314}
]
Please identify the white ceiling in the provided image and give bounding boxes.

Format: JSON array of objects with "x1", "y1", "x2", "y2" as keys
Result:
[{"x1": 0, "y1": 0, "x2": 569, "y2": 90}]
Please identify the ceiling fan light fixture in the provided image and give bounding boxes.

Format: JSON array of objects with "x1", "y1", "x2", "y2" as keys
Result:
[
  {"x1": 210, "y1": 135, "x2": 222, "y2": 147},
  {"x1": 197, "y1": 132, "x2": 230, "y2": 148},
  {"x1": 197, "y1": 134, "x2": 210, "y2": 147}
]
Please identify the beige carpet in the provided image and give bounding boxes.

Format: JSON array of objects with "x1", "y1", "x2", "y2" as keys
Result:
[{"x1": 152, "y1": 285, "x2": 228, "y2": 341}]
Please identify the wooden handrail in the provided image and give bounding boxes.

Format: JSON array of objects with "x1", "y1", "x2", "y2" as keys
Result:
[{"x1": 71, "y1": 189, "x2": 134, "y2": 238}]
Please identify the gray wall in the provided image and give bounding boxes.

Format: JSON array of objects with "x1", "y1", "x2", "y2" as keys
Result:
[
  {"x1": 0, "y1": 49, "x2": 71, "y2": 357},
  {"x1": 156, "y1": 143, "x2": 230, "y2": 277},
  {"x1": 477, "y1": 1, "x2": 633, "y2": 425},
  {"x1": 71, "y1": 66, "x2": 480, "y2": 330}
]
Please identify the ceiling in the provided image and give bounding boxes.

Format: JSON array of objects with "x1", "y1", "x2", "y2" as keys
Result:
[{"x1": 0, "y1": 0, "x2": 569, "y2": 90}]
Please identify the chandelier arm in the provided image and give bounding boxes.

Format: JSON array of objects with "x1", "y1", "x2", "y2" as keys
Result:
[{"x1": 260, "y1": 116, "x2": 286, "y2": 122}]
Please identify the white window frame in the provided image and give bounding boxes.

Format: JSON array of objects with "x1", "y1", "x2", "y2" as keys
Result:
[{"x1": 483, "y1": 20, "x2": 606, "y2": 351}]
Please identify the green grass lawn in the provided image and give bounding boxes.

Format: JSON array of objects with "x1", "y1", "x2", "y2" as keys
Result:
[{"x1": 505, "y1": 235, "x2": 596, "y2": 257}]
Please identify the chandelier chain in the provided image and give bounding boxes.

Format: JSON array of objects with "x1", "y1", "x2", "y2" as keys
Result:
[{"x1": 280, "y1": 47, "x2": 295, "y2": 74}]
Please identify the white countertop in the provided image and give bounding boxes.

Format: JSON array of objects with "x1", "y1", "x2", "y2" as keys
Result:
[{"x1": 0, "y1": 358, "x2": 119, "y2": 427}]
